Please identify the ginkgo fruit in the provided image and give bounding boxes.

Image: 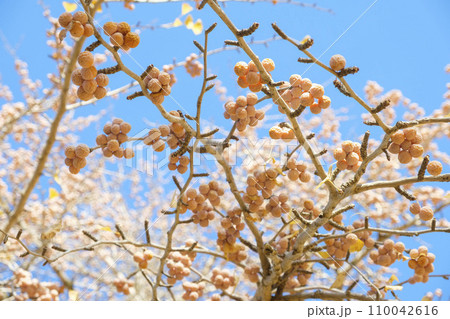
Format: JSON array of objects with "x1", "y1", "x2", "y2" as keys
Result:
[{"x1": 329, "y1": 54, "x2": 346, "y2": 71}]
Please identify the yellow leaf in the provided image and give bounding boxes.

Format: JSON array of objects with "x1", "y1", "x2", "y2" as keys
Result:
[
  {"x1": 330, "y1": 274, "x2": 346, "y2": 289},
  {"x1": 231, "y1": 276, "x2": 240, "y2": 294},
  {"x1": 275, "y1": 166, "x2": 285, "y2": 176},
  {"x1": 49, "y1": 188, "x2": 59, "y2": 200},
  {"x1": 349, "y1": 238, "x2": 364, "y2": 253},
  {"x1": 388, "y1": 274, "x2": 399, "y2": 284},
  {"x1": 422, "y1": 294, "x2": 433, "y2": 301},
  {"x1": 284, "y1": 230, "x2": 299, "y2": 239},
  {"x1": 384, "y1": 285, "x2": 403, "y2": 292},
  {"x1": 169, "y1": 191, "x2": 178, "y2": 208},
  {"x1": 300, "y1": 35, "x2": 311, "y2": 44},
  {"x1": 317, "y1": 251, "x2": 331, "y2": 259},
  {"x1": 41, "y1": 231, "x2": 55, "y2": 241},
  {"x1": 91, "y1": 0, "x2": 103, "y2": 12},
  {"x1": 245, "y1": 214, "x2": 258, "y2": 222},
  {"x1": 99, "y1": 226, "x2": 112, "y2": 232},
  {"x1": 192, "y1": 19, "x2": 203, "y2": 35},
  {"x1": 54, "y1": 173, "x2": 62, "y2": 186},
  {"x1": 41, "y1": 223, "x2": 62, "y2": 241},
  {"x1": 223, "y1": 242, "x2": 239, "y2": 254},
  {"x1": 181, "y1": 3, "x2": 193, "y2": 15},
  {"x1": 315, "y1": 164, "x2": 333, "y2": 190},
  {"x1": 62, "y1": 2, "x2": 77, "y2": 12},
  {"x1": 418, "y1": 251, "x2": 428, "y2": 258},
  {"x1": 173, "y1": 18, "x2": 183, "y2": 27},
  {"x1": 248, "y1": 195, "x2": 261, "y2": 201},
  {"x1": 69, "y1": 290, "x2": 79, "y2": 301},
  {"x1": 184, "y1": 14, "x2": 194, "y2": 29}
]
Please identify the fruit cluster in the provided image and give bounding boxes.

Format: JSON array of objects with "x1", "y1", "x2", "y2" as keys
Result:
[
  {"x1": 182, "y1": 282, "x2": 205, "y2": 301},
  {"x1": 296, "y1": 263, "x2": 312, "y2": 286},
  {"x1": 168, "y1": 155, "x2": 190, "y2": 174},
  {"x1": 333, "y1": 140, "x2": 362, "y2": 172},
  {"x1": 183, "y1": 188, "x2": 206, "y2": 213},
  {"x1": 185, "y1": 53, "x2": 203, "y2": 77},
  {"x1": 162, "y1": 61, "x2": 177, "y2": 74},
  {"x1": 388, "y1": 128, "x2": 424, "y2": 164},
  {"x1": 167, "y1": 112, "x2": 187, "y2": 146},
  {"x1": 113, "y1": 277, "x2": 134, "y2": 295},
  {"x1": 242, "y1": 184, "x2": 264, "y2": 215},
  {"x1": 143, "y1": 120, "x2": 191, "y2": 174},
  {"x1": 162, "y1": 64, "x2": 178, "y2": 86},
  {"x1": 143, "y1": 67, "x2": 173, "y2": 104},
  {"x1": 132, "y1": 249, "x2": 153, "y2": 269},
  {"x1": 246, "y1": 168, "x2": 279, "y2": 200},
  {"x1": 58, "y1": 11, "x2": 94, "y2": 38},
  {"x1": 286, "y1": 158, "x2": 311, "y2": 183},
  {"x1": 223, "y1": 93, "x2": 265, "y2": 132},
  {"x1": 325, "y1": 236, "x2": 354, "y2": 267},
  {"x1": 219, "y1": 242, "x2": 247, "y2": 262},
  {"x1": 275, "y1": 236, "x2": 289, "y2": 255},
  {"x1": 217, "y1": 207, "x2": 245, "y2": 248},
  {"x1": 103, "y1": 21, "x2": 140, "y2": 50},
  {"x1": 272, "y1": 231, "x2": 293, "y2": 255},
  {"x1": 269, "y1": 125, "x2": 295, "y2": 141},
  {"x1": 427, "y1": 160, "x2": 443, "y2": 176},
  {"x1": 408, "y1": 246, "x2": 435, "y2": 284},
  {"x1": 72, "y1": 51, "x2": 108, "y2": 101},
  {"x1": 351, "y1": 220, "x2": 375, "y2": 248},
  {"x1": 144, "y1": 125, "x2": 170, "y2": 152},
  {"x1": 146, "y1": 111, "x2": 186, "y2": 154},
  {"x1": 300, "y1": 200, "x2": 320, "y2": 221},
  {"x1": 284, "y1": 263, "x2": 312, "y2": 290},
  {"x1": 192, "y1": 204, "x2": 215, "y2": 227},
  {"x1": 409, "y1": 203, "x2": 434, "y2": 221},
  {"x1": 275, "y1": 75, "x2": 331, "y2": 114},
  {"x1": 369, "y1": 239, "x2": 405, "y2": 267},
  {"x1": 64, "y1": 144, "x2": 90, "y2": 174},
  {"x1": 211, "y1": 268, "x2": 236, "y2": 290},
  {"x1": 199, "y1": 181, "x2": 225, "y2": 207},
  {"x1": 234, "y1": 58, "x2": 275, "y2": 92},
  {"x1": 13, "y1": 269, "x2": 62, "y2": 301},
  {"x1": 181, "y1": 239, "x2": 197, "y2": 260},
  {"x1": 265, "y1": 193, "x2": 290, "y2": 217},
  {"x1": 182, "y1": 186, "x2": 216, "y2": 226},
  {"x1": 97, "y1": 118, "x2": 134, "y2": 159},
  {"x1": 166, "y1": 251, "x2": 194, "y2": 285},
  {"x1": 244, "y1": 265, "x2": 259, "y2": 283}
]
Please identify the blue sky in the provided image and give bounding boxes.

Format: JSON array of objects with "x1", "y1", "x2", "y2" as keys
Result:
[{"x1": 0, "y1": 0, "x2": 449, "y2": 300}]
